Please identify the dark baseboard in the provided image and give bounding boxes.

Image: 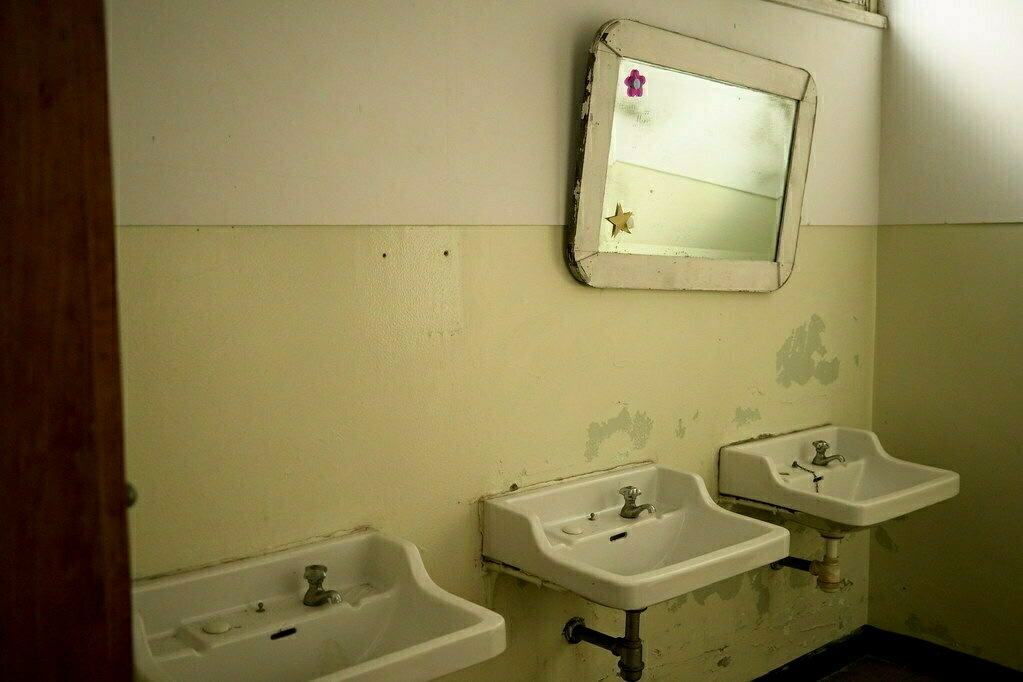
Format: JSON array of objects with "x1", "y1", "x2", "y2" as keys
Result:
[{"x1": 756, "y1": 625, "x2": 1022, "y2": 681}]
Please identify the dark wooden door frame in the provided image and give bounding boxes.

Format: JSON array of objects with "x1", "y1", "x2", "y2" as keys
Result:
[{"x1": 2, "y1": 2, "x2": 132, "y2": 679}]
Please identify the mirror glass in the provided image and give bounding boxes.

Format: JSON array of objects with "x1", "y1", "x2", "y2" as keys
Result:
[
  {"x1": 601, "y1": 59, "x2": 797, "y2": 261},
  {"x1": 568, "y1": 20, "x2": 817, "y2": 291}
]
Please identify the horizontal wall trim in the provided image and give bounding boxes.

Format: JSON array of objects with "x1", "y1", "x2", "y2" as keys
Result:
[
  {"x1": 763, "y1": 0, "x2": 888, "y2": 28},
  {"x1": 878, "y1": 222, "x2": 1023, "y2": 228},
  {"x1": 114, "y1": 226, "x2": 879, "y2": 235}
]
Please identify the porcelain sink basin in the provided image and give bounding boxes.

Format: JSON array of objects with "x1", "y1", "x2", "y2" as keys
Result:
[
  {"x1": 719, "y1": 426, "x2": 959, "y2": 533},
  {"x1": 132, "y1": 530, "x2": 505, "y2": 682},
  {"x1": 481, "y1": 464, "x2": 788, "y2": 610}
]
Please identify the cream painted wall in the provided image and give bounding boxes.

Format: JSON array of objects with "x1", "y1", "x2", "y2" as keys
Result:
[
  {"x1": 872, "y1": 228, "x2": 1023, "y2": 671},
  {"x1": 118, "y1": 223, "x2": 876, "y2": 680},
  {"x1": 873, "y1": 1, "x2": 1023, "y2": 672},
  {"x1": 109, "y1": 0, "x2": 884, "y2": 678},
  {"x1": 105, "y1": 0, "x2": 880, "y2": 227}
]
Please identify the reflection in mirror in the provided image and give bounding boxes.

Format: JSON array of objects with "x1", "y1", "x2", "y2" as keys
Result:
[
  {"x1": 602, "y1": 59, "x2": 797, "y2": 261},
  {"x1": 568, "y1": 20, "x2": 817, "y2": 291}
]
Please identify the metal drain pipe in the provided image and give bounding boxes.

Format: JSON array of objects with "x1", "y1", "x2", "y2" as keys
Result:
[
  {"x1": 564, "y1": 609, "x2": 646, "y2": 681},
  {"x1": 771, "y1": 533, "x2": 844, "y2": 593}
]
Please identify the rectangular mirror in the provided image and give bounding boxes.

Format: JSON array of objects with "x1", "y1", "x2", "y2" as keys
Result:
[{"x1": 568, "y1": 20, "x2": 817, "y2": 291}]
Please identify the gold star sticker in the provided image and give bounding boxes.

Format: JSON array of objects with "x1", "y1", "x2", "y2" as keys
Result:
[{"x1": 606, "y1": 203, "x2": 633, "y2": 237}]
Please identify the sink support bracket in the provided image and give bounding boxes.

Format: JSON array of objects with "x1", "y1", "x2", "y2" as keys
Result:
[
  {"x1": 770, "y1": 556, "x2": 813, "y2": 572},
  {"x1": 563, "y1": 608, "x2": 646, "y2": 681}
]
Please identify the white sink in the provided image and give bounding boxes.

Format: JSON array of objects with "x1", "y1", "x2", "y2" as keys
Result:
[
  {"x1": 719, "y1": 426, "x2": 959, "y2": 533},
  {"x1": 132, "y1": 530, "x2": 505, "y2": 682},
  {"x1": 481, "y1": 464, "x2": 789, "y2": 610}
]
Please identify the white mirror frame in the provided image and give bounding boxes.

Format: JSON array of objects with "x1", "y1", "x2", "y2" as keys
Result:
[{"x1": 568, "y1": 20, "x2": 817, "y2": 292}]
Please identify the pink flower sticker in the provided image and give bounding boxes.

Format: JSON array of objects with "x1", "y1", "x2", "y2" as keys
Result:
[{"x1": 624, "y1": 69, "x2": 646, "y2": 97}]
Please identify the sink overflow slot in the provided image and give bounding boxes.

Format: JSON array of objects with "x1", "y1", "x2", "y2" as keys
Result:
[
  {"x1": 270, "y1": 627, "x2": 297, "y2": 640},
  {"x1": 610, "y1": 532, "x2": 628, "y2": 542}
]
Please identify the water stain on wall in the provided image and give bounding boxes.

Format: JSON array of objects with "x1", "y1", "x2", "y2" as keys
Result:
[
  {"x1": 692, "y1": 573, "x2": 744, "y2": 605},
  {"x1": 584, "y1": 407, "x2": 654, "y2": 462},
  {"x1": 905, "y1": 613, "x2": 960, "y2": 648},
  {"x1": 733, "y1": 407, "x2": 762, "y2": 426},
  {"x1": 873, "y1": 526, "x2": 899, "y2": 552},
  {"x1": 776, "y1": 314, "x2": 841, "y2": 387},
  {"x1": 666, "y1": 594, "x2": 687, "y2": 612},
  {"x1": 788, "y1": 562, "x2": 813, "y2": 589}
]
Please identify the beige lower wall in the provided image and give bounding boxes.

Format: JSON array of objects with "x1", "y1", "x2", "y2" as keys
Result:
[
  {"x1": 118, "y1": 223, "x2": 876, "y2": 680},
  {"x1": 872, "y1": 224, "x2": 1023, "y2": 671}
]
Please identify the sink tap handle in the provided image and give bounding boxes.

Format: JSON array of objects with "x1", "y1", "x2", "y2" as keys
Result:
[
  {"x1": 304, "y1": 564, "x2": 327, "y2": 587},
  {"x1": 812, "y1": 440, "x2": 830, "y2": 456},
  {"x1": 619, "y1": 486, "x2": 642, "y2": 503}
]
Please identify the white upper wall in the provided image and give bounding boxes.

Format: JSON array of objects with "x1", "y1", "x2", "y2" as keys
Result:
[
  {"x1": 106, "y1": 0, "x2": 881, "y2": 227},
  {"x1": 881, "y1": 0, "x2": 1023, "y2": 224}
]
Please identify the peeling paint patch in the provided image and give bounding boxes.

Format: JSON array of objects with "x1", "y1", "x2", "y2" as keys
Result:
[
  {"x1": 906, "y1": 614, "x2": 960, "y2": 648},
  {"x1": 732, "y1": 407, "x2": 762, "y2": 426},
  {"x1": 816, "y1": 362, "x2": 840, "y2": 385},
  {"x1": 675, "y1": 420, "x2": 687, "y2": 440},
  {"x1": 584, "y1": 407, "x2": 654, "y2": 462},
  {"x1": 788, "y1": 563, "x2": 813, "y2": 589},
  {"x1": 776, "y1": 314, "x2": 841, "y2": 387},
  {"x1": 717, "y1": 656, "x2": 732, "y2": 668},
  {"x1": 631, "y1": 412, "x2": 653, "y2": 447},
  {"x1": 873, "y1": 526, "x2": 899, "y2": 552},
  {"x1": 693, "y1": 573, "x2": 743, "y2": 605},
  {"x1": 666, "y1": 594, "x2": 687, "y2": 612}
]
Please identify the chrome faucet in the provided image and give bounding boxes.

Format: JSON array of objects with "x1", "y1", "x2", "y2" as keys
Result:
[
  {"x1": 618, "y1": 486, "x2": 656, "y2": 518},
  {"x1": 303, "y1": 565, "x2": 343, "y2": 607},
  {"x1": 811, "y1": 440, "x2": 846, "y2": 466}
]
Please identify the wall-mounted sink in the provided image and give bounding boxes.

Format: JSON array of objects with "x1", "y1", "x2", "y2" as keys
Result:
[
  {"x1": 719, "y1": 426, "x2": 959, "y2": 533},
  {"x1": 482, "y1": 464, "x2": 789, "y2": 610},
  {"x1": 132, "y1": 529, "x2": 505, "y2": 682}
]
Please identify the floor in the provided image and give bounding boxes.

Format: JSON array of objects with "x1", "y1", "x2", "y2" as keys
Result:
[
  {"x1": 756, "y1": 626, "x2": 1023, "y2": 682},
  {"x1": 821, "y1": 655, "x2": 941, "y2": 681}
]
